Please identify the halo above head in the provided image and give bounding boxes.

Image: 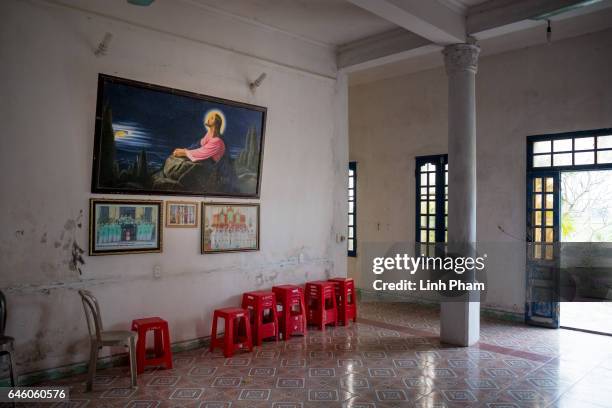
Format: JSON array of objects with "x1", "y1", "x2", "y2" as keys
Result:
[{"x1": 204, "y1": 109, "x2": 226, "y2": 135}]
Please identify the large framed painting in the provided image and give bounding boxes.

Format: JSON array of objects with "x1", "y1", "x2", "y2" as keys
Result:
[
  {"x1": 202, "y1": 203, "x2": 259, "y2": 253},
  {"x1": 89, "y1": 199, "x2": 163, "y2": 255},
  {"x1": 91, "y1": 74, "x2": 266, "y2": 197}
]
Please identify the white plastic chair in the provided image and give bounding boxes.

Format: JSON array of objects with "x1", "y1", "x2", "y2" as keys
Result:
[{"x1": 78, "y1": 290, "x2": 137, "y2": 391}]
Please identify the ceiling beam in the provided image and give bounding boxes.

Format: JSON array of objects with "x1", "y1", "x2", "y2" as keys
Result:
[
  {"x1": 337, "y1": 28, "x2": 432, "y2": 70},
  {"x1": 347, "y1": 0, "x2": 466, "y2": 45},
  {"x1": 467, "y1": 0, "x2": 587, "y2": 35}
]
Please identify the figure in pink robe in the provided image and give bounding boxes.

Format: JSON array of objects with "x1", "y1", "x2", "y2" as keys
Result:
[{"x1": 173, "y1": 112, "x2": 225, "y2": 162}]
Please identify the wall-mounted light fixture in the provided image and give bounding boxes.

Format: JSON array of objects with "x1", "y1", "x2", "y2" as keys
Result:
[
  {"x1": 249, "y1": 73, "x2": 267, "y2": 91},
  {"x1": 94, "y1": 32, "x2": 113, "y2": 57}
]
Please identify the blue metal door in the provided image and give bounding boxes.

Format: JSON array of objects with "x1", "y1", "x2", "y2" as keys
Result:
[{"x1": 525, "y1": 172, "x2": 560, "y2": 328}]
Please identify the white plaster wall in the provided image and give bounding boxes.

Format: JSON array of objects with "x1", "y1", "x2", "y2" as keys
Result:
[
  {"x1": 0, "y1": 0, "x2": 347, "y2": 374},
  {"x1": 349, "y1": 28, "x2": 612, "y2": 314}
]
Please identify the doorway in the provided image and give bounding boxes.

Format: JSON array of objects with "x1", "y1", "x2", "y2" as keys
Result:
[
  {"x1": 525, "y1": 129, "x2": 612, "y2": 331},
  {"x1": 559, "y1": 170, "x2": 612, "y2": 335}
]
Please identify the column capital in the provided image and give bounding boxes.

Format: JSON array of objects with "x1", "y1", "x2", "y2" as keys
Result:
[{"x1": 443, "y1": 43, "x2": 480, "y2": 75}]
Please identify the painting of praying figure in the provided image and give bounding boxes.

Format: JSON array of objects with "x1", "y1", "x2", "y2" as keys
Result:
[
  {"x1": 91, "y1": 74, "x2": 266, "y2": 198},
  {"x1": 89, "y1": 199, "x2": 163, "y2": 255},
  {"x1": 202, "y1": 203, "x2": 259, "y2": 253}
]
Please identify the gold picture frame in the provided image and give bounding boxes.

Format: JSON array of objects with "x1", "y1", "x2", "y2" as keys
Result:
[
  {"x1": 165, "y1": 201, "x2": 199, "y2": 228},
  {"x1": 201, "y1": 203, "x2": 260, "y2": 253}
]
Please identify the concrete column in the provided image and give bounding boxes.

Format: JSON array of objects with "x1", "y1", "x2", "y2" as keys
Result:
[{"x1": 440, "y1": 43, "x2": 481, "y2": 347}]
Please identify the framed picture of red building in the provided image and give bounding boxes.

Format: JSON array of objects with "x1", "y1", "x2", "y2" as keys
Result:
[{"x1": 201, "y1": 203, "x2": 259, "y2": 253}]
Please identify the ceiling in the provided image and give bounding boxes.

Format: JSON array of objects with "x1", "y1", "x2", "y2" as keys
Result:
[
  {"x1": 190, "y1": 0, "x2": 397, "y2": 46},
  {"x1": 187, "y1": 0, "x2": 612, "y2": 83}
]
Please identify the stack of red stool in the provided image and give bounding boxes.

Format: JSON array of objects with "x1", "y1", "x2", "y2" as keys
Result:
[
  {"x1": 210, "y1": 308, "x2": 253, "y2": 357},
  {"x1": 305, "y1": 281, "x2": 338, "y2": 330},
  {"x1": 131, "y1": 317, "x2": 173, "y2": 374},
  {"x1": 329, "y1": 277, "x2": 357, "y2": 325},
  {"x1": 272, "y1": 285, "x2": 306, "y2": 340},
  {"x1": 242, "y1": 291, "x2": 279, "y2": 346}
]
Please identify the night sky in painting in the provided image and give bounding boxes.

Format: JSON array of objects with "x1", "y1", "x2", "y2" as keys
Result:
[{"x1": 104, "y1": 81, "x2": 263, "y2": 170}]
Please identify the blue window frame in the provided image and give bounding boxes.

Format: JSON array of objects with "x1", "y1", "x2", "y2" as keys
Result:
[
  {"x1": 348, "y1": 162, "x2": 357, "y2": 257},
  {"x1": 415, "y1": 154, "x2": 448, "y2": 244}
]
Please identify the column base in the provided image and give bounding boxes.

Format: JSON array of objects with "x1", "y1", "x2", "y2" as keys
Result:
[{"x1": 440, "y1": 301, "x2": 480, "y2": 346}]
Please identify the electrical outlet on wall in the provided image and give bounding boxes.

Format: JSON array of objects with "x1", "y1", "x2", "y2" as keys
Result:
[{"x1": 153, "y1": 265, "x2": 162, "y2": 279}]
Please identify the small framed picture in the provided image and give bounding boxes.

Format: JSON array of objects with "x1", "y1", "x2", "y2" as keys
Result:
[
  {"x1": 202, "y1": 203, "x2": 260, "y2": 253},
  {"x1": 166, "y1": 201, "x2": 199, "y2": 228},
  {"x1": 89, "y1": 199, "x2": 163, "y2": 255}
]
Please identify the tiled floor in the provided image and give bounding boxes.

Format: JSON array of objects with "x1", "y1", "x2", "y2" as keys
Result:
[{"x1": 28, "y1": 302, "x2": 612, "y2": 407}]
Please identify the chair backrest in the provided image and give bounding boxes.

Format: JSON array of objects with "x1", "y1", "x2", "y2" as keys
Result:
[
  {"x1": 0, "y1": 290, "x2": 6, "y2": 337},
  {"x1": 78, "y1": 290, "x2": 103, "y2": 342}
]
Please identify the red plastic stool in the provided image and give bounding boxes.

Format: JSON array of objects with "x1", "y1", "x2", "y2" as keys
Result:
[
  {"x1": 210, "y1": 308, "x2": 253, "y2": 358},
  {"x1": 131, "y1": 317, "x2": 173, "y2": 374},
  {"x1": 242, "y1": 291, "x2": 279, "y2": 346},
  {"x1": 272, "y1": 285, "x2": 306, "y2": 340},
  {"x1": 305, "y1": 281, "x2": 338, "y2": 330},
  {"x1": 329, "y1": 277, "x2": 357, "y2": 326}
]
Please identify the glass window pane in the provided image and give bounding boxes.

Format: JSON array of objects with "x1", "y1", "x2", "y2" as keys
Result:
[
  {"x1": 420, "y1": 164, "x2": 428, "y2": 172},
  {"x1": 598, "y1": 135, "x2": 612, "y2": 149},
  {"x1": 545, "y1": 194, "x2": 553, "y2": 209},
  {"x1": 445, "y1": 201, "x2": 448, "y2": 213},
  {"x1": 546, "y1": 228, "x2": 554, "y2": 242},
  {"x1": 546, "y1": 178, "x2": 554, "y2": 192},
  {"x1": 534, "y1": 228, "x2": 541, "y2": 242},
  {"x1": 420, "y1": 202, "x2": 427, "y2": 214},
  {"x1": 597, "y1": 150, "x2": 612, "y2": 164},
  {"x1": 545, "y1": 245, "x2": 553, "y2": 260},
  {"x1": 348, "y1": 189, "x2": 354, "y2": 199},
  {"x1": 429, "y1": 216, "x2": 436, "y2": 228},
  {"x1": 349, "y1": 169, "x2": 354, "y2": 176},
  {"x1": 348, "y1": 240, "x2": 354, "y2": 251},
  {"x1": 429, "y1": 173, "x2": 436, "y2": 185},
  {"x1": 553, "y1": 153, "x2": 572, "y2": 166},
  {"x1": 428, "y1": 187, "x2": 436, "y2": 195},
  {"x1": 421, "y1": 216, "x2": 427, "y2": 227},
  {"x1": 420, "y1": 173, "x2": 428, "y2": 185},
  {"x1": 546, "y1": 211, "x2": 554, "y2": 226},
  {"x1": 445, "y1": 216, "x2": 448, "y2": 228},
  {"x1": 420, "y1": 230, "x2": 427, "y2": 242},
  {"x1": 349, "y1": 177, "x2": 354, "y2": 189},
  {"x1": 534, "y1": 194, "x2": 542, "y2": 209},
  {"x1": 348, "y1": 214, "x2": 354, "y2": 226},
  {"x1": 534, "y1": 154, "x2": 551, "y2": 167},
  {"x1": 427, "y1": 163, "x2": 436, "y2": 171},
  {"x1": 534, "y1": 178, "x2": 543, "y2": 192},
  {"x1": 349, "y1": 201, "x2": 354, "y2": 213},
  {"x1": 429, "y1": 230, "x2": 435, "y2": 242},
  {"x1": 428, "y1": 201, "x2": 436, "y2": 214},
  {"x1": 535, "y1": 211, "x2": 542, "y2": 226},
  {"x1": 534, "y1": 245, "x2": 541, "y2": 259},
  {"x1": 574, "y1": 137, "x2": 594, "y2": 151},
  {"x1": 348, "y1": 227, "x2": 354, "y2": 238},
  {"x1": 574, "y1": 151, "x2": 594, "y2": 165},
  {"x1": 420, "y1": 187, "x2": 427, "y2": 195},
  {"x1": 533, "y1": 141, "x2": 551, "y2": 153},
  {"x1": 553, "y1": 138, "x2": 572, "y2": 152}
]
